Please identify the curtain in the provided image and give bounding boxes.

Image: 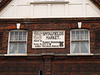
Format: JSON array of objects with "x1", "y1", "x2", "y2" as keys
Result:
[
  {"x1": 81, "y1": 42, "x2": 89, "y2": 53},
  {"x1": 19, "y1": 43, "x2": 26, "y2": 53},
  {"x1": 72, "y1": 42, "x2": 79, "y2": 53},
  {"x1": 9, "y1": 43, "x2": 17, "y2": 54}
]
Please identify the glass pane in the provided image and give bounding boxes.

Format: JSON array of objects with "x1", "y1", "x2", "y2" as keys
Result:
[
  {"x1": 80, "y1": 31, "x2": 84, "y2": 40},
  {"x1": 9, "y1": 43, "x2": 17, "y2": 54},
  {"x1": 72, "y1": 42, "x2": 79, "y2": 53},
  {"x1": 23, "y1": 32, "x2": 26, "y2": 40},
  {"x1": 19, "y1": 32, "x2": 22, "y2": 40},
  {"x1": 81, "y1": 42, "x2": 89, "y2": 53},
  {"x1": 15, "y1": 32, "x2": 18, "y2": 40},
  {"x1": 10, "y1": 32, "x2": 14, "y2": 41},
  {"x1": 19, "y1": 43, "x2": 26, "y2": 53},
  {"x1": 72, "y1": 31, "x2": 75, "y2": 40},
  {"x1": 76, "y1": 31, "x2": 79, "y2": 40},
  {"x1": 85, "y1": 31, "x2": 88, "y2": 40},
  {"x1": 23, "y1": 32, "x2": 26, "y2": 36}
]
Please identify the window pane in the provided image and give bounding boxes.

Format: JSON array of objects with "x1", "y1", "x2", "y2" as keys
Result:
[
  {"x1": 15, "y1": 32, "x2": 19, "y2": 40},
  {"x1": 80, "y1": 31, "x2": 84, "y2": 40},
  {"x1": 71, "y1": 30, "x2": 89, "y2": 41},
  {"x1": 72, "y1": 42, "x2": 79, "y2": 53},
  {"x1": 19, "y1": 32, "x2": 22, "y2": 40},
  {"x1": 85, "y1": 31, "x2": 88, "y2": 40},
  {"x1": 19, "y1": 43, "x2": 26, "y2": 53},
  {"x1": 10, "y1": 32, "x2": 14, "y2": 41},
  {"x1": 72, "y1": 31, "x2": 75, "y2": 40},
  {"x1": 9, "y1": 43, "x2": 17, "y2": 54},
  {"x1": 81, "y1": 42, "x2": 89, "y2": 53},
  {"x1": 76, "y1": 31, "x2": 79, "y2": 40},
  {"x1": 23, "y1": 32, "x2": 27, "y2": 40}
]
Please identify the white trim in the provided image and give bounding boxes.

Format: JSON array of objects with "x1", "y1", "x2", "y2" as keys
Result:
[
  {"x1": 68, "y1": 3, "x2": 82, "y2": 5},
  {"x1": 14, "y1": 0, "x2": 17, "y2": 17},
  {"x1": 83, "y1": 0, "x2": 86, "y2": 16},
  {"x1": 65, "y1": 4, "x2": 69, "y2": 16},
  {"x1": 10, "y1": 30, "x2": 27, "y2": 32},
  {"x1": 0, "y1": 53, "x2": 100, "y2": 56},
  {"x1": 48, "y1": 4, "x2": 51, "y2": 16},
  {"x1": 30, "y1": 4, "x2": 34, "y2": 17},
  {"x1": 78, "y1": 22, "x2": 82, "y2": 28},
  {"x1": 67, "y1": 53, "x2": 93, "y2": 56},
  {"x1": 16, "y1": 23, "x2": 21, "y2": 29},
  {"x1": 4, "y1": 54, "x2": 28, "y2": 56},
  {"x1": 7, "y1": 32, "x2": 10, "y2": 55},
  {"x1": 0, "y1": 16, "x2": 100, "y2": 19}
]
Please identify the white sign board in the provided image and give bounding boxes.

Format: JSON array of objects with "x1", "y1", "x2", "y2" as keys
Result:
[{"x1": 32, "y1": 30, "x2": 65, "y2": 48}]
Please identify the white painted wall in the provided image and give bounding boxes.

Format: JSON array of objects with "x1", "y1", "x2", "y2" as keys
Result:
[{"x1": 0, "y1": 0, "x2": 100, "y2": 18}]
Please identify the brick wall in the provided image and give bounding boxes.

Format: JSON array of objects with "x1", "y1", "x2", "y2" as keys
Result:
[
  {"x1": 0, "y1": 32, "x2": 3, "y2": 48},
  {"x1": 0, "y1": 18, "x2": 100, "y2": 54},
  {"x1": 0, "y1": 18, "x2": 100, "y2": 75},
  {"x1": 0, "y1": 56, "x2": 100, "y2": 75},
  {"x1": 52, "y1": 56, "x2": 100, "y2": 75},
  {"x1": 0, "y1": 56, "x2": 44, "y2": 75}
]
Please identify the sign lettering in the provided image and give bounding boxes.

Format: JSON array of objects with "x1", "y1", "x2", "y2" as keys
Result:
[{"x1": 32, "y1": 30, "x2": 65, "y2": 48}]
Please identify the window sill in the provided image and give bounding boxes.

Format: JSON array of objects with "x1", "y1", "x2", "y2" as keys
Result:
[
  {"x1": 4, "y1": 54, "x2": 28, "y2": 56},
  {"x1": 0, "y1": 53, "x2": 97, "y2": 57},
  {"x1": 30, "y1": 1, "x2": 69, "y2": 4},
  {"x1": 67, "y1": 53, "x2": 93, "y2": 56}
]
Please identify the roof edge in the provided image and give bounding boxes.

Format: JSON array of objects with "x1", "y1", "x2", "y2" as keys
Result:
[
  {"x1": 0, "y1": 0, "x2": 12, "y2": 11},
  {"x1": 90, "y1": 0, "x2": 100, "y2": 9}
]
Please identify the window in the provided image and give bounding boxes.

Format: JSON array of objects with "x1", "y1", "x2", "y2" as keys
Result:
[
  {"x1": 70, "y1": 29, "x2": 90, "y2": 54},
  {"x1": 8, "y1": 30, "x2": 27, "y2": 54}
]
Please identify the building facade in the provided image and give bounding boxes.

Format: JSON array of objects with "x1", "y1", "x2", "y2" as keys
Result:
[{"x1": 0, "y1": 0, "x2": 100, "y2": 75}]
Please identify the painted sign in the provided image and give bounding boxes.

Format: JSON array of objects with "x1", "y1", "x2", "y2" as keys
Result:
[{"x1": 32, "y1": 30, "x2": 65, "y2": 48}]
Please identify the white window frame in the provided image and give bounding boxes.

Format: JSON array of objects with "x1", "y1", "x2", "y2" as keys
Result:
[
  {"x1": 8, "y1": 30, "x2": 28, "y2": 55},
  {"x1": 70, "y1": 29, "x2": 90, "y2": 54}
]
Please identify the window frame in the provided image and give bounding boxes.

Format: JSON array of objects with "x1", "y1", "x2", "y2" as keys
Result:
[
  {"x1": 70, "y1": 29, "x2": 90, "y2": 54},
  {"x1": 8, "y1": 30, "x2": 28, "y2": 55}
]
